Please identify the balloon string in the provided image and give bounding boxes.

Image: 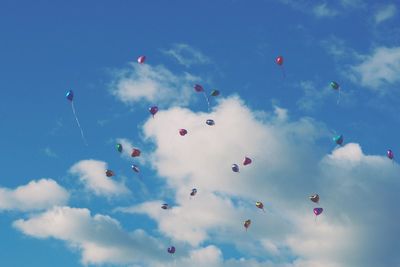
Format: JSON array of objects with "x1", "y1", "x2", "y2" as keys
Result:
[
  {"x1": 337, "y1": 88, "x2": 341, "y2": 104},
  {"x1": 203, "y1": 91, "x2": 211, "y2": 112},
  {"x1": 71, "y1": 101, "x2": 88, "y2": 146},
  {"x1": 281, "y1": 66, "x2": 286, "y2": 79}
]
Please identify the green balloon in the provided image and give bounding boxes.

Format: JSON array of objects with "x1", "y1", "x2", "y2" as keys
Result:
[
  {"x1": 330, "y1": 81, "x2": 339, "y2": 90},
  {"x1": 210, "y1": 90, "x2": 220, "y2": 97}
]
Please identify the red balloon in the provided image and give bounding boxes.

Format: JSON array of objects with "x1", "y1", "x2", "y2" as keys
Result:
[
  {"x1": 131, "y1": 148, "x2": 141, "y2": 157},
  {"x1": 243, "y1": 157, "x2": 252, "y2": 166},
  {"x1": 276, "y1": 56, "x2": 283, "y2": 66},
  {"x1": 105, "y1": 170, "x2": 114, "y2": 177}
]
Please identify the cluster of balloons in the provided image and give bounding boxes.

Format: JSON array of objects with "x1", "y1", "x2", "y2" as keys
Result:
[{"x1": 65, "y1": 54, "x2": 398, "y2": 256}]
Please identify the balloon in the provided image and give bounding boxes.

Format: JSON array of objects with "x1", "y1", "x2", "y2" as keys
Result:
[
  {"x1": 161, "y1": 203, "x2": 169, "y2": 210},
  {"x1": 66, "y1": 90, "x2": 87, "y2": 145},
  {"x1": 313, "y1": 207, "x2": 323, "y2": 216},
  {"x1": 210, "y1": 90, "x2": 220, "y2": 97},
  {"x1": 194, "y1": 84, "x2": 210, "y2": 111},
  {"x1": 309, "y1": 194, "x2": 319, "y2": 203},
  {"x1": 131, "y1": 164, "x2": 140, "y2": 173},
  {"x1": 387, "y1": 149, "x2": 394, "y2": 160},
  {"x1": 179, "y1": 129, "x2": 188, "y2": 136},
  {"x1": 330, "y1": 81, "x2": 339, "y2": 90},
  {"x1": 243, "y1": 157, "x2": 252, "y2": 166},
  {"x1": 333, "y1": 134, "x2": 343, "y2": 145},
  {"x1": 149, "y1": 106, "x2": 158, "y2": 117},
  {"x1": 206, "y1": 119, "x2": 215, "y2": 126},
  {"x1": 131, "y1": 148, "x2": 141, "y2": 157},
  {"x1": 232, "y1": 164, "x2": 239, "y2": 173},
  {"x1": 66, "y1": 90, "x2": 74, "y2": 101},
  {"x1": 194, "y1": 84, "x2": 204, "y2": 92},
  {"x1": 255, "y1": 201, "x2": 265, "y2": 212},
  {"x1": 244, "y1": 219, "x2": 251, "y2": 231},
  {"x1": 137, "y1": 55, "x2": 146, "y2": 64},
  {"x1": 190, "y1": 188, "x2": 197, "y2": 196},
  {"x1": 105, "y1": 170, "x2": 114, "y2": 177},
  {"x1": 167, "y1": 246, "x2": 176, "y2": 254},
  {"x1": 275, "y1": 56, "x2": 283, "y2": 66},
  {"x1": 116, "y1": 143, "x2": 123, "y2": 153}
]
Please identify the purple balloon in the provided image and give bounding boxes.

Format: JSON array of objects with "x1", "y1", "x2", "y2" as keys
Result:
[
  {"x1": 313, "y1": 207, "x2": 323, "y2": 216},
  {"x1": 167, "y1": 246, "x2": 175, "y2": 254},
  {"x1": 194, "y1": 84, "x2": 204, "y2": 92},
  {"x1": 149, "y1": 106, "x2": 158, "y2": 117},
  {"x1": 232, "y1": 164, "x2": 239, "y2": 173},
  {"x1": 387, "y1": 149, "x2": 394, "y2": 160}
]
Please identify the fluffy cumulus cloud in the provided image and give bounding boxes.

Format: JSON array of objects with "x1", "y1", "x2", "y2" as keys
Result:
[
  {"x1": 375, "y1": 4, "x2": 397, "y2": 24},
  {"x1": 162, "y1": 43, "x2": 211, "y2": 67},
  {"x1": 110, "y1": 63, "x2": 198, "y2": 107},
  {"x1": 10, "y1": 96, "x2": 400, "y2": 266},
  {"x1": 349, "y1": 46, "x2": 400, "y2": 90},
  {"x1": 0, "y1": 179, "x2": 69, "y2": 211},
  {"x1": 69, "y1": 159, "x2": 130, "y2": 197},
  {"x1": 13, "y1": 206, "x2": 168, "y2": 266},
  {"x1": 115, "y1": 96, "x2": 400, "y2": 267}
]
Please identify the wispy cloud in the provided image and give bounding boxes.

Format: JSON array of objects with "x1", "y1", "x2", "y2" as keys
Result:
[
  {"x1": 349, "y1": 46, "x2": 400, "y2": 90},
  {"x1": 313, "y1": 3, "x2": 338, "y2": 18},
  {"x1": 277, "y1": 0, "x2": 339, "y2": 18},
  {"x1": 320, "y1": 36, "x2": 355, "y2": 59},
  {"x1": 110, "y1": 63, "x2": 199, "y2": 107},
  {"x1": 69, "y1": 159, "x2": 130, "y2": 197},
  {"x1": 43, "y1": 147, "x2": 58, "y2": 158},
  {"x1": 340, "y1": 0, "x2": 365, "y2": 8},
  {"x1": 162, "y1": 43, "x2": 211, "y2": 67},
  {"x1": 375, "y1": 4, "x2": 397, "y2": 24},
  {"x1": 0, "y1": 179, "x2": 69, "y2": 211},
  {"x1": 296, "y1": 81, "x2": 332, "y2": 111}
]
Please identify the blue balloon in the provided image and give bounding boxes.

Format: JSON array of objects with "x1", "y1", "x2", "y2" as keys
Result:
[
  {"x1": 206, "y1": 119, "x2": 215, "y2": 126},
  {"x1": 232, "y1": 164, "x2": 239, "y2": 172},
  {"x1": 190, "y1": 188, "x2": 197, "y2": 196},
  {"x1": 66, "y1": 90, "x2": 74, "y2": 101}
]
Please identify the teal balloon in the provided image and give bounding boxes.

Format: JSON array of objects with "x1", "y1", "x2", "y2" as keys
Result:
[{"x1": 333, "y1": 134, "x2": 343, "y2": 145}]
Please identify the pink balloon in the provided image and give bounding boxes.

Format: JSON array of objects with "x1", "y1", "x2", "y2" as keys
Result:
[{"x1": 137, "y1": 55, "x2": 146, "y2": 64}]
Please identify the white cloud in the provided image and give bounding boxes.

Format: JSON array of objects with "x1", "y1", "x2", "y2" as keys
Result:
[
  {"x1": 313, "y1": 3, "x2": 338, "y2": 18},
  {"x1": 349, "y1": 46, "x2": 400, "y2": 90},
  {"x1": 110, "y1": 63, "x2": 199, "y2": 107},
  {"x1": 13, "y1": 206, "x2": 167, "y2": 266},
  {"x1": 162, "y1": 43, "x2": 211, "y2": 67},
  {"x1": 69, "y1": 159, "x2": 130, "y2": 197},
  {"x1": 0, "y1": 179, "x2": 69, "y2": 211},
  {"x1": 375, "y1": 4, "x2": 397, "y2": 24},
  {"x1": 13, "y1": 206, "x2": 281, "y2": 267},
  {"x1": 115, "y1": 96, "x2": 400, "y2": 267}
]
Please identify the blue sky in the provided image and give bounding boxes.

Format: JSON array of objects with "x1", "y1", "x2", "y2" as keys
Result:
[{"x1": 1, "y1": 0, "x2": 400, "y2": 266}]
